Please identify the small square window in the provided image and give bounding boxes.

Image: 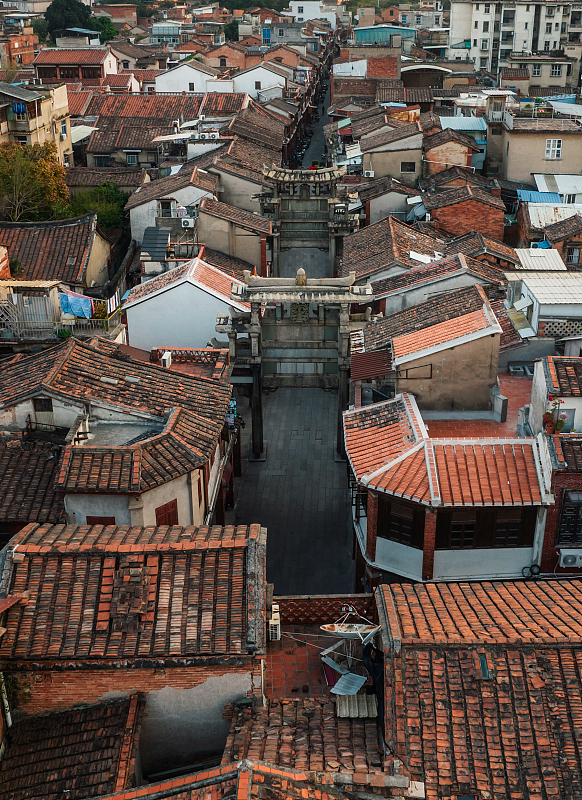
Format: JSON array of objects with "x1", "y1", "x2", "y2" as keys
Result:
[
  {"x1": 532, "y1": 64, "x2": 542, "y2": 75},
  {"x1": 297, "y1": 5, "x2": 303, "y2": 11},
  {"x1": 401, "y1": 161, "x2": 416, "y2": 173},
  {"x1": 545, "y1": 137, "x2": 562, "y2": 159},
  {"x1": 255, "y1": 80, "x2": 261, "y2": 89},
  {"x1": 551, "y1": 63, "x2": 562, "y2": 76},
  {"x1": 278, "y1": 28, "x2": 284, "y2": 35},
  {"x1": 566, "y1": 193, "x2": 576, "y2": 203},
  {"x1": 126, "y1": 153, "x2": 139, "y2": 165},
  {"x1": 189, "y1": 82, "x2": 195, "y2": 90},
  {"x1": 33, "y1": 398, "x2": 53, "y2": 413}
]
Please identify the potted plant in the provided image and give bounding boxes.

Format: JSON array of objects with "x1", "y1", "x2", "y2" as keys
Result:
[{"x1": 544, "y1": 396, "x2": 567, "y2": 433}]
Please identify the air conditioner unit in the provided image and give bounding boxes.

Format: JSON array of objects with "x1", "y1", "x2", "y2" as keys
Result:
[
  {"x1": 161, "y1": 350, "x2": 172, "y2": 368},
  {"x1": 60, "y1": 132, "x2": 67, "y2": 141},
  {"x1": 268, "y1": 603, "x2": 281, "y2": 641},
  {"x1": 182, "y1": 217, "x2": 195, "y2": 228},
  {"x1": 199, "y1": 133, "x2": 207, "y2": 140},
  {"x1": 199, "y1": 114, "x2": 206, "y2": 121},
  {"x1": 190, "y1": 133, "x2": 199, "y2": 140},
  {"x1": 209, "y1": 132, "x2": 219, "y2": 139},
  {"x1": 364, "y1": 170, "x2": 374, "y2": 178},
  {"x1": 559, "y1": 549, "x2": 582, "y2": 568}
]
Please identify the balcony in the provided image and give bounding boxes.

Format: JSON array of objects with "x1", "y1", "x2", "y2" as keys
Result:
[{"x1": 0, "y1": 308, "x2": 123, "y2": 342}]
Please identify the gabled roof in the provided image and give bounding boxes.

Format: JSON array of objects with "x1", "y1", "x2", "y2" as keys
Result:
[
  {"x1": 423, "y1": 126, "x2": 480, "y2": 152},
  {"x1": 419, "y1": 164, "x2": 490, "y2": 191},
  {"x1": 0, "y1": 337, "x2": 231, "y2": 421},
  {"x1": 199, "y1": 197, "x2": 272, "y2": 234},
  {"x1": 370, "y1": 253, "x2": 506, "y2": 299},
  {"x1": 355, "y1": 175, "x2": 418, "y2": 202},
  {"x1": 544, "y1": 355, "x2": 582, "y2": 397},
  {"x1": 0, "y1": 213, "x2": 105, "y2": 284},
  {"x1": 0, "y1": 695, "x2": 145, "y2": 800},
  {"x1": 125, "y1": 167, "x2": 217, "y2": 210},
  {"x1": 0, "y1": 522, "x2": 266, "y2": 662},
  {"x1": 445, "y1": 229, "x2": 518, "y2": 264},
  {"x1": 340, "y1": 216, "x2": 448, "y2": 279},
  {"x1": 0, "y1": 439, "x2": 65, "y2": 524},
  {"x1": 423, "y1": 185, "x2": 506, "y2": 211},
  {"x1": 86, "y1": 120, "x2": 172, "y2": 154},
  {"x1": 65, "y1": 166, "x2": 148, "y2": 189},
  {"x1": 35, "y1": 47, "x2": 111, "y2": 65},
  {"x1": 544, "y1": 213, "x2": 582, "y2": 242},
  {"x1": 500, "y1": 66, "x2": 530, "y2": 79},
  {"x1": 202, "y1": 247, "x2": 254, "y2": 282},
  {"x1": 360, "y1": 121, "x2": 422, "y2": 152},
  {"x1": 85, "y1": 92, "x2": 204, "y2": 121},
  {"x1": 344, "y1": 395, "x2": 550, "y2": 507},
  {"x1": 103, "y1": 73, "x2": 133, "y2": 88},
  {"x1": 376, "y1": 86, "x2": 433, "y2": 104},
  {"x1": 124, "y1": 255, "x2": 250, "y2": 311}
]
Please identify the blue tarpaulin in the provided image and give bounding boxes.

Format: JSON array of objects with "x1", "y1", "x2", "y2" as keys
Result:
[{"x1": 60, "y1": 292, "x2": 93, "y2": 319}]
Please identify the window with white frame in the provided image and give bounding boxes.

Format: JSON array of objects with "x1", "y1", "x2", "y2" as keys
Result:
[
  {"x1": 126, "y1": 153, "x2": 139, "y2": 165},
  {"x1": 567, "y1": 248, "x2": 580, "y2": 264},
  {"x1": 532, "y1": 64, "x2": 542, "y2": 75},
  {"x1": 566, "y1": 193, "x2": 576, "y2": 203},
  {"x1": 545, "y1": 138, "x2": 562, "y2": 159},
  {"x1": 551, "y1": 63, "x2": 562, "y2": 76}
]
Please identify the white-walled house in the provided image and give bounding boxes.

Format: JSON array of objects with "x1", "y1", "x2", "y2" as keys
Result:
[
  {"x1": 287, "y1": 0, "x2": 343, "y2": 27},
  {"x1": 154, "y1": 60, "x2": 219, "y2": 93},
  {"x1": 123, "y1": 256, "x2": 250, "y2": 350},
  {"x1": 504, "y1": 270, "x2": 582, "y2": 340},
  {"x1": 126, "y1": 166, "x2": 218, "y2": 244},
  {"x1": 529, "y1": 356, "x2": 582, "y2": 435},
  {"x1": 207, "y1": 63, "x2": 289, "y2": 99}
]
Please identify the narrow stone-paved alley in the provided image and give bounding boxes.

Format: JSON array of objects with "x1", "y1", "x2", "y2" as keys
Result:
[{"x1": 231, "y1": 388, "x2": 353, "y2": 596}]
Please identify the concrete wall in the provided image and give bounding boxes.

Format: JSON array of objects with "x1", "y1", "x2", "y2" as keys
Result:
[
  {"x1": 86, "y1": 231, "x2": 111, "y2": 288},
  {"x1": 64, "y1": 493, "x2": 131, "y2": 525},
  {"x1": 361, "y1": 136, "x2": 423, "y2": 185},
  {"x1": 210, "y1": 168, "x2": 262, "y2": 213},
  {"x1": 126, "y1": 280, "x2": 233, "y2": 350},
  {"x1": 433, "y1": 545, "x2": 535, "y2": 579},
  {"x1": 425, "y1": 141, "x2": 472, "y2": 175},
  {"x1": 502, "y1": 129, "x2": 582, "y2": 183},
  {"x1": 368, "y1": 191, "x2": 411, "y2": 223},
  {"x1": 197, "y1": 212, "x2": 262, "y2": 265},
  {"x1": 529, "y1": 359, "x2": 582, "y2": 434},
  {"x1": 397, "y1": 333, "x2": 500, "y2": 411},
  {"x1": 382, "y1": 272, "x2": 488, "y2": 315},
  {"x1": 375, "y1": 535, "x2": 423, "y2": 580},
  {"x1": 155, "y1": 63, "x2": 212, "y2": 92},
  {"x1": 130, "y1": 471, "x2": 202, "y2": 526},
  {"x1": 130, "y1": 186, "x2": 214, "y2": 244}
]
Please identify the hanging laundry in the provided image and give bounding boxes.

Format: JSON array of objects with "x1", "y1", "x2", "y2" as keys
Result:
[{"x1": 59, "y1": 292, "x2": 93, "y2": 319}]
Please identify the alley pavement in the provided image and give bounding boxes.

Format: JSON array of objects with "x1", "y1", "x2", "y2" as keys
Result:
[
  {"x1": 301, "y1": 83, "x2": 332, "y2": 168},
  {"x1": 231, "y1": 388, "x2": 353, "y2": 596}
]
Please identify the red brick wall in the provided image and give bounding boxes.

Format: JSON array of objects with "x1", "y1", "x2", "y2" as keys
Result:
[
  {"x1": 205, "y1": 45, "x2": 247, "y2": 70},
  {"x1": 274, "y1": 594, "x2": 376, "y2": 624},
  {"x1": 7, "y1": 662, "x2": 262, "y2": 716},
  {"x1": 541, "y1": 471, "x2": 582, "y2": 573},
  {"x1": 422, "y1": 510, "x2": 437, "y2": 580},
  {"x1": 425, "y1": 142, "x2": 472, "y2": 175},
  {"x1": 3, "y1": 34, "x2": 38, "y2": 66},
  {"x1": 263, "y1": 50, "x2": 299, "y2": 70},
  {"x1": 366, "y1": 491, "x2": 378, "y2": 560},
  {"x1": 430, "y1": 199, "x2": 504, "y2": 241}
]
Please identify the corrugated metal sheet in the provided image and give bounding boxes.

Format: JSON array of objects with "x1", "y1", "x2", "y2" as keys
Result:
[
  {"x1": 527, "y1": 203, "x2": 582, "y2": 229},
  {"x1": 535, "y1": 173, "x2": 582, "y2": 195},
  {"x1": 514, "y1": 248, "x2": 567, "y2": 271},
  {"x1": 440, "y1": 116, "x2": 487, "y2": 132},
  {"x1": 517, "y1": 190, "x2": 562, "y2": 203},
  {"x1": 351, "y1": 349, "x2": 392, "y2": 381}
]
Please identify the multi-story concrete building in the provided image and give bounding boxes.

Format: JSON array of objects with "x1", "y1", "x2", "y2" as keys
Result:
[{"x1": 449, "y1": 0, "x2": 581, "y2": 75}]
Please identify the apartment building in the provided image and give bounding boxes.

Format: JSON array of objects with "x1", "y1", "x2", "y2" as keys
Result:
[{"x1": 449, "y1": 0, "x2": 579, "y2": 74}]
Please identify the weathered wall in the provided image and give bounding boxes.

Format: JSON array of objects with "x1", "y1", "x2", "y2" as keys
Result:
[{"x1": 429, "y1": 199, "x2": 504, "y2": 240}]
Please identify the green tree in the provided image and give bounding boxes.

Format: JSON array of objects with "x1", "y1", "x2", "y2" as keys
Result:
[
  {"x1": 32, "y1": 17, "x2": 48, "y2": 42},
  {"x1": 223, "y1": 19, "x2": 239, "y2": 41},
  {"x1": 93, "y1": 16, "x2": 117, "y2": 41},
  {"x1": 66, "y1": 181, "x2": 129, "y2": 230},
  {"x1": 0, "y1": 142, "x2": 69, "y2": 222},
  {"x1": 45, "y1": 0, "x2": 93, "y2": 40}
]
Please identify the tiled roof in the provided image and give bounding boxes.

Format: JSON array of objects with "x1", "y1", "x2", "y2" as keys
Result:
[
  {"x1": 355, "y1": 175, "x2": 418, "y2": 203},
  {"x1": 87, "y1": 120, "x2": 173, "y2": 154},
  {"x1": 199, "y1": 197, "x2": 271, "y2": 234},
  {"x1": 340, "y1": 216, "x2": 447, "y2": 279},
  {"x1": 376, "y1": 86, "x2": 433, "y2": 104},
  {"x1": 556, "y1": 436, "x2": 582, "y2": 470},
  {"x1": 501, "y1": 67, "x2": 530, "y2": 79},
  {"x1": 378, "y1": 580, "x2": 582, "y2": 644},
  {"x1": 65, "y1": 167, "x2": 148, "y2": 189},
  {"x1": 0, "y1": 337, "x2": 231, "y2": 421},
  {"x1": 362, "y1": 285, "x2": 495, "y2": 352},
  {"x1": 333, "y1": 78, "x2": 377, "y2": 98},
  {"x1": 125, "y1": 167, "x2": 217, "y2": 210},
  {"x1": 222, "y1": 698, "x2": 383, "y2": 773},
  {"x1": 544, "y1": 213, "x2": 582, "y2": 242},
  {"x1": 510, "y1": 117, "x2": 582, "y2": 133},
  {"x1": 122, "y1": 69, "x2": 163, "y2": 82},
  {"x1": 545, "y1": 355, "x2": 582, "y2": 397},
  {"x1": 67, "y1": 89, "x2": 93, "y2": 116},
  {"x1": 199, "y1": 92, "x2": 248, "y2": 116},
  {"x1": 344, "y1": 395, "x2": 549, "y2": 507},
  {"x1": 423, "y1": 185, "x2": 506, "y2": 211},
  {"x1": 85, "y1": 92, "x2": 204, "y2": 121},
  {"x1": 418, "y1": 110, "x2": 441, "y2": 132},
  {"x1": 351, "y1": 111, "x2": 408, "y2": 140},
  {"x1": 227, "y1": 104, "x2": 286, "y2": 150},
  {"x1": 0, "y1": 695, "x2": 144, "y2": 800},
  {"x1": 444, "y1": 229, "x2": 518, "y2": 264},
  {"x1": 488, "y1": 296, "x2": 523, "y2": 350},
  {"x1": 103, "y1": 73, "x2": 133, "y2": 87},
  {"x1": 0, "y1": 439, "x2": 65, "y2": 524},
  {"x1": 35, "y1": 47, "x2": 110, "y2": 65},
  {"x1": 419, "y1": 164, "x2": 490, "y2": 190},
  {"x1": 423, "y1": 127, "x2": 480, "y2": 152},
  {"x1": 0, "y1": 522, "x2": 266, "y2": 661},
  {"x1": 226, "y1": 136, "x2": 280, "y2": 172},
  {"x1": 0, "y1": 213, "x2": 102, "y2": 284},
  {"x1": 202, "y1": 247, "x2": 254, "y2": 282},
  {"x1": 125, "y1": 256, "x2": 249, "y2": 311},
  {"x1": 360, "y1": 121, "x2": 422, "y2": 152},
  {"x1": 370, "y1": 253, "x2": 506, "y2": 299}
]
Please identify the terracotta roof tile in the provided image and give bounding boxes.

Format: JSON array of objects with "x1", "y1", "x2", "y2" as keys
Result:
[
  {"x1": 85, "y1": 92, "x2": 204, "y2": 121},
  {"x1": 376, "y1": 86, "x2": 433, "y2": 104},
  {"x1": 34, "y1": 47, "x2": 110, "y2": 65},
  {"x1": 340, "y1": 216, "x2": 447, "y2": 280},
  {"x1": 392, "y1": 307, "x2": 492, "y2": 359},
  {"x1": 0, "y1": 439, "x2": 65, "y2": 524},
  {"x1": 0, "y1": 213, "x2": 102, "y2": 284},
  {"x1": 103, "y1": 73, "x2": 133, "y2": 87},
  {"x1": 423, "y1": 184, "x2": 507, "y2": 212},
  {"x1": 370, "y1": 253, "x2": 506, "y2": 298},
  {"x1": 202, "y1": 247, "x2": 254, "y2": 282},
  {"x1": 125, "y1": 166, "x2": 217, "y2": 210},
  {"x1": 0, "y1": 695, "x2": 145, "y2": 800},
  {"x1": 419, "y1": 164, "x2": 490, "y2": 191},
  {"x1": 0, "y1": 522, "x2": 265, "y2": 661},
  {"x1": 501, "y1": 66, "x2": 530, "y2": 79},
  {"x1": 360, "y1": 121, "x2": 422, "y2": 152},
  {"x1": 125, "y1": 255, "x2": 249, "y2": 311},
  {"x1": 423, "y1": 127, "x2": 480, "y2": 152},
  {"x1": 199, "y1": 197, "x2": 271, "y2": 234},
  {"x1": 65, "y1": 167, "x2": 148, "y2": 189},
  {"x1": 546, "y1": 356, "x2": 582, "y2": 397},
  {"x1": 222, "y1": 698, "x2": 383, "y2": 773},
  {"x1": 444, "y1": 229, "x2": 518, "y2": 264},
  {"x1": 544, "y1": 213, "x2": 582, "y2": 242},
  {"x1": 67, "y1": 89, "x2": 93, "y2": 116},
  {"x1": 344, "y1": 395, "x2": 547, "y2": 507}
]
